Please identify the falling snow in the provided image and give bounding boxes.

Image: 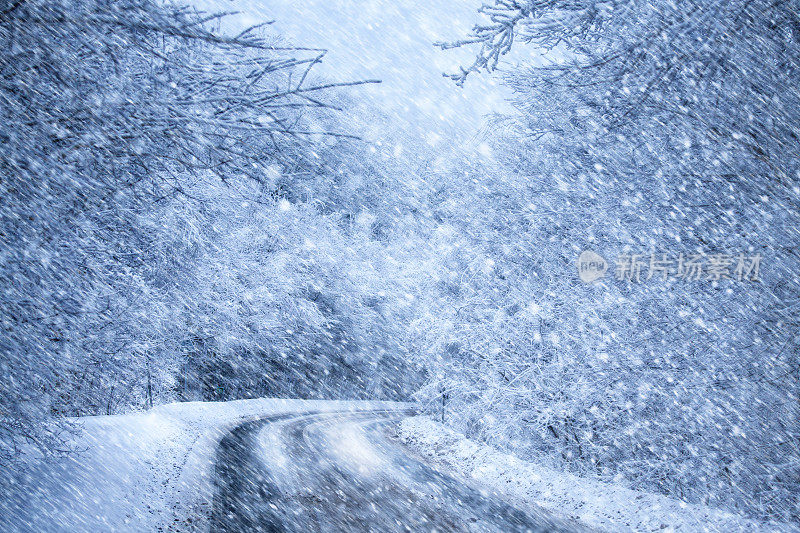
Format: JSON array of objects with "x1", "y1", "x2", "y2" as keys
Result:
[{"x1": 1, "y1": 0, "x2": 799, "y2": 531}]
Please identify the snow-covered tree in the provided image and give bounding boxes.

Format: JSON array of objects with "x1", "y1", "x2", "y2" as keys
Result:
[
  {"x1": 432, "y1": 0, "x2": 800, "y2": 521},
  {"x1": 0, "y1": 0, "x2": 381, "y2": 476}
]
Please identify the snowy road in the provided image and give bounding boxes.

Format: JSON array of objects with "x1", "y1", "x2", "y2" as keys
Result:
[{"x1": 210, "y1": 409, "x2": 589, "y2": 532}]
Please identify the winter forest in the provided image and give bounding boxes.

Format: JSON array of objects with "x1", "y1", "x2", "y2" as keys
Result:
[{"x1": 1, "y1": 0, "x2": 799, "y2": 530}]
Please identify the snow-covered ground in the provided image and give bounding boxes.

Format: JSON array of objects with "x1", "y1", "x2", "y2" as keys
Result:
[
  {"x1": 393, "y1": 416, "x2": 798, "y2": 533},
  {"x1": 1, "y1": 399, "x2": 407, "y2": 532},
  {"x1": 6, "y1": 402, "x2": 795, "y2": 532}
]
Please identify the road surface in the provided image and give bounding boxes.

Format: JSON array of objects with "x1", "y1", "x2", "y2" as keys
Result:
[{"x1": 211, "y1": 408, "x2": 590, "y2": 532}]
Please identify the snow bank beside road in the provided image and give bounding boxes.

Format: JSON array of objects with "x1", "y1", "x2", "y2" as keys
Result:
[
  {"x1": 394, "y1": 416, "x2": 795, "y2": 533},
  {"x1": 2, "y1": 399, "x2": 407, "y2": 532}
]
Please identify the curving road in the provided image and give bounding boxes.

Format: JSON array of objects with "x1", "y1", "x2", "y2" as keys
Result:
[{"x1": 211, "y1": 408, "x2": 590, "y2": 533}]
